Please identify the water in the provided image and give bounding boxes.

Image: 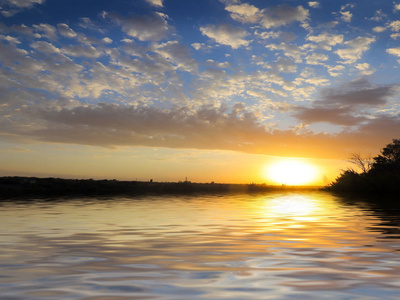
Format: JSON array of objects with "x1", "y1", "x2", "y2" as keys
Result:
[{"x1": 1, "y1": 191, "x2": 400, "y2": 299}]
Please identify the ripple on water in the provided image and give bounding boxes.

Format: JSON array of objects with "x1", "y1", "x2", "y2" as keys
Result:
[{"x1": 1, "y1": 191, "x2": 400, "y2": 299}]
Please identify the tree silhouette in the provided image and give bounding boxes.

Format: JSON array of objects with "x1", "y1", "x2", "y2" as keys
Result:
[
  {"x1": 329, "y1": 139, "x2": 400, "y2": 193},
  {"x1": 347, "y1": 153, "x2": 373, "y2": 174},
  {"x1": 372, "y1": 139, "x2": 400, "y2": 172}
]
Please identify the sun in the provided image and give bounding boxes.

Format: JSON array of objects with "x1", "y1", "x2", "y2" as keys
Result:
[{"x1": 264, "y1": 160, "x2": 318, "y2": 186}]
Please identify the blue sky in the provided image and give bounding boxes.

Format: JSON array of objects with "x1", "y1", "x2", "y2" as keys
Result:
[{"x1": 0, "y1": 0, "x2": 400, "y2": 181}]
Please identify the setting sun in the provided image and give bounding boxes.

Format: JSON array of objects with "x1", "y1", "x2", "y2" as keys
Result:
[{"x1": 264, "y1": 160, "x2": 318, "y2": 186}]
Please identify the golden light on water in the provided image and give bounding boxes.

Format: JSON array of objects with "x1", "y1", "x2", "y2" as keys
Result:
[
  {"x1": 264, "y1": 160, "x2": 318, "y2": 185},
  {"x1": 266, "y1": 196, "x2": 318, "y2": 217}
]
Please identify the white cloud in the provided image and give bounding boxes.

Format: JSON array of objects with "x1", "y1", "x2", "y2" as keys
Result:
[
  {"x1": 373, "y1": 26, "x2": 387, "y2": 33},
  {"x1": 191, "y1": 42, "x2": 213, "y2": 51},
  {"x1": 355, "y1": 63, "x2": 376, "y2": 75},
  {"x1": 33, "y1": 23, "x2": 57, "y2": 40},
  {"x1": 102, "y1": 37, "x2": 112, "y2": 44},
  {"x1": 305, "y1": 77, "x2": 329, "y2": 86},
  {"x1": 145, "y1": 0, "x2": 163, "y2": 7},
  {"x1": 340, "y1": 3, "x2": 355, "y2": 10},
  {"x1": 340, "y1": 11, "x2": 352, "y2": 22},
  {"x1": 200, "y1": 24, "x2": 250, "y2": 49},
  {"x1": 111, "y1": 12, "x2": 170, "y2": 41},
  {"x1": 394, "y1": 3, "x2": 400, "y2": 11},
  {"x1": 305, "y1": 53, "x2": 329, "y2": 65},
  {"x1": 205, "y1": 59, "x2": 231, "y2": 69},
  {"x1": 391, "y1": 33, "x2": 400, "y2": 39},
  {"x1": 300, "y1": 67, "x2": 315, "y2": 78},
  {"x1": 62, "y1": 44, "x2": 103, "y2": 58},
  {"x1": 369, "y1": 9, "x2": 387, "y2": 21},
  {"x1": 320, "y1": 21, "x2": 339, "y2": 28},
  {"x1": 224, "y1": 3, "x2": 309, "y2": 29},
  {"x1": 335, "y1": 36, "x2": 376, "y2": 64},
  {"x1": 153, "y1": 41, "x2": 198, "y2": 73},
  {"x1": 387, "y1": 47, "x2": 400, "y2": 57},
  {"x1": 2, "y1": 0, "x2": 44, "y2": 8},
  {"x1": 191, "y1": 43, "x2": 202, "y2": 50},
  {"x1": 327, "y1": 65, "x2": 346, "y2": 77},
  {"x1": 57, "y1": 23, "x2": 77, "y2": 38},
  {"x1": 0, "y1": 34, "x2": 20, "y2": 44},
  {"x1": 265, "y1": 43, "x2": 305, "y2": 63},
  {"x1": 31, "y1": 41, "x2": 60, "y2": 54},
  {"x1": 388, "y1": 20, "x2": 400, "y2": 31},
  {"x1": 308, "y1": 2, "x2": 319, "y2": 8},
  {"x1": 292, "y1": 85, "x2": 316, "y2": 100},
  {"x1": 246, "y1": 90, "x2": 268, "y2": 99},
  {"x1": 274, "y1": 57, "x2": 297, "y2": 73},
  {"x1": 254, "y1": 30, "x2": 280, "y2": 40},
  {"x1": 307, "y1": 33, "x2": 343, "y2": 50},
  {"x1": 225, "y1": 3, "x2": 260, "y2": 23},
  {"x1": 0, "y1": 0, "x2": 45, "y2": 16}
]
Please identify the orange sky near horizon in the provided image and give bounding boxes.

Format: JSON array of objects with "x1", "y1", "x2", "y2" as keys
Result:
[{"x1": 0, "y1": 141, "x2": 351, "y2": 185}]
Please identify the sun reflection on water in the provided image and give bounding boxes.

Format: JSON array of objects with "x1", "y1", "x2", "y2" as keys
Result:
[{"x1": 263, "y1": 195, "x2": 319, "y2": 217}]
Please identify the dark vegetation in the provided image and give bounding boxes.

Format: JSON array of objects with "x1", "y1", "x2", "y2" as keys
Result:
[
  {"x1": 327, "y1": 139, "x2": 400, "y2": 193},
  {"x1": 0, "y1": 177, "x2": 317, "y2": 199}
]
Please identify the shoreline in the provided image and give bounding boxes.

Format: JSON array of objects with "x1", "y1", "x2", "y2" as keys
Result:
[{"x1": 0, "y1": 176, "x2": 322, "y2": 198}]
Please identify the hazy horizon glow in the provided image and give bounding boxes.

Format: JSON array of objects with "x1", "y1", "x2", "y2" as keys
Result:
[
  {"x1": 265, "y1": 160, "x2": 319, "y2": 185},
  {"x1": 0, "y1": 0, "x2": 399, "y2": 184}
]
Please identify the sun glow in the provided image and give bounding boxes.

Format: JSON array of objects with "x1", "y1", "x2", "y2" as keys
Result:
[{"x1": 265, "y1": 160, "x2": 318, "y2": 186}]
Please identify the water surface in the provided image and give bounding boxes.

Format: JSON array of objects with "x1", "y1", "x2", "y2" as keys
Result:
[{"x1": 1, "y1": 191, "x2": 400, "y2": 299}]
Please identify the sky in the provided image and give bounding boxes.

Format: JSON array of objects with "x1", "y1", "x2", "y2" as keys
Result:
[{"x1": 0, "y1": 0, "x2": 399, "y2": 184}]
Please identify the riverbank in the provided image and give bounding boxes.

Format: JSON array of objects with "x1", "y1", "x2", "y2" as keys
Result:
[{"x1": 0, "y1": 176, "x2": 320, "y2": 198}]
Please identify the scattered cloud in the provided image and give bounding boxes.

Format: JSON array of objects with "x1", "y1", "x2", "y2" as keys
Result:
[
  {"x1": 109, "y1": 12, "x2": 171, "y2": 41},
  {"x1": 225, "y1": 3, "x2": 260, "y2": 23},
  {"x1": 200, "y1": 24, "x2": 250, "y2": 49},
  {"x1": 224, "y1": 3, "x2": 309, "y2": 29},
  {"x1": 0, "y1": 0, "x2": 45, "y2": 17},
  {"x1": 305, "y1": 52, "x2": 329, "y2": 65},
  {"x1": 388, "y1": 20, "x2": 400, "y2": 31},
  {"x1": 355, "y1": 63, "x2": 376, "y2": 75},
  {"x1": 327, "y1": 65, "x2": 346, "y2": 77},
  {"x1": 391, "y1": 33, "x2": 400, "y2": 39},
  {"x1": 191, "y1": 42, "x2": 213, "y2": 51},
  {"x1": 387, "y1": 46, "x2": 400, "y2": 58},
  {"x1": 33, "y1": 23, "x2": 57, "y2": 40},
  {"x1": 368, "y1": 9, "x2": 387, "y2": 21},
  {"x1": 145, "y1": 0, "x2": 163, "y2": 8},
  {"x1": 373, "y1": 26, "x2": 386, "y2": 33},
  {"x1": 340, "y1": 11, "x2": 353, "y2": 22},
  {"x1": 57, "y1": 23, "x2": 77, "y2": 38},
  {"x1": 335, "y1": 36, "x2": 376, "y2": 64},
  {"x1": 2, "y1": 0, "x2": 44, "y2": 8},
  {"x1": 0, "y1": 34, "x2": 21, "y2": 44},
  {"x1": 153, "y1": 41, "x2": 198, "y2": 72},
  {"x1": 307, "y1": 32, "x2": 343, "y2": 50},
  {"x1": 265, "y1": 42, "x2": 305, "y2": 63},
  {"x1": 308, "y1": 2, "x2": 319, "y2": 8}
]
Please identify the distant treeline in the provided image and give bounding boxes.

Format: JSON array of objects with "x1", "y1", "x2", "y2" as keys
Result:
[
  {"x1": 327, "y1": 139, "x2": 400, "y2": 193},
  {"x1": 0, "y1": 176, "x2": 316, "y2": 198}
]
